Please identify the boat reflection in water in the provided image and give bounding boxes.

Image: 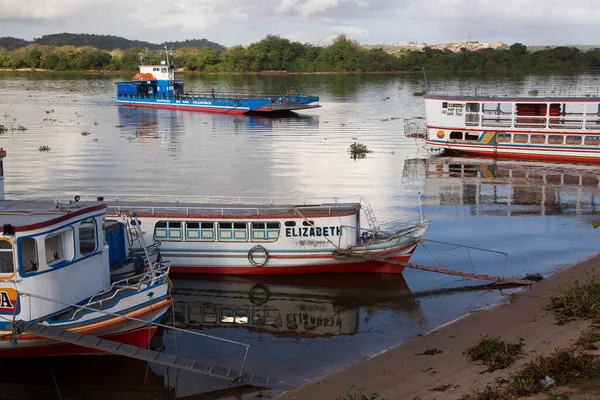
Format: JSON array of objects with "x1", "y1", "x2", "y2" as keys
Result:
[
  {"x1": 116, "y1": 106, "x2": 319, "y2": 140},
  {"x1": 408, "y1": 157, "x2": 600, "y2": 216},
  {"x1": 171, "y1": 274, "x2": 422, "y2": 338}
]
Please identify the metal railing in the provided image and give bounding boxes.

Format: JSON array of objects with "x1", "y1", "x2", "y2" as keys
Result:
[
  {"x1": 427, "y1": 85, "x2": 600, "y2": 99},
  {"x1": 17, "y1": 289, "x2": 252, "y2": 380}
]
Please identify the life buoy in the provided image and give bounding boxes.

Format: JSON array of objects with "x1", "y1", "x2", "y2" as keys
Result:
[
  {"x1": 248, "y1": 245, "x2": 269, "y2": 267},
  {"x1": 169, "y1": 80, "x2": 174, "y2": 85}
]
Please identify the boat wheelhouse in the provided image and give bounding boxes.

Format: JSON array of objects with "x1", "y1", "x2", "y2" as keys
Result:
[
  {"x1": 0, "y1": 151, "x2": 172, "y2": 357},
  {"x1": 422, "y1": 93, "x2": 600, "y2": 164},
  {"x1": 100, "y1": 195, "x2": 429, "y2": 275},
  {"x1": 116, "y1": 62, "x2": 320, "y2": 114}
]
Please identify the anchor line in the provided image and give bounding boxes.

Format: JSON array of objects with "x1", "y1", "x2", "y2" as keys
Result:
[{"x1": 336, "y1": 250, "x2": 533, "y2": 285}]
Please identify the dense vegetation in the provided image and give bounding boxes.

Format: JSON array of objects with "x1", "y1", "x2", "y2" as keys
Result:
[
  {"x1": 1, "y1": 34, "x2": 600, "y2": 73},
  {"x1": 0, "y1": 33, "x2": 224, "y2": 51}
]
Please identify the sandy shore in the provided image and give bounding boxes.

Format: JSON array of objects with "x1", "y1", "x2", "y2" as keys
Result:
[{"x1": 277, "y1": 254, "x2": 600, "y2": 400}]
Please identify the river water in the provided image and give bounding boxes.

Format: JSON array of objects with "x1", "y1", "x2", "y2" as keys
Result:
[{"x1": 1, "y1": 71, "x2": 600, "y2": 399}]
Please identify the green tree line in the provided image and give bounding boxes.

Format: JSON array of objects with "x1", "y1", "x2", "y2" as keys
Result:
[{"x1": 1, "y1": 36, "x2": 600, "y2": 73}]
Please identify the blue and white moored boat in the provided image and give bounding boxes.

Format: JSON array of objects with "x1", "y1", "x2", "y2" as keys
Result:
[{"x1": 116, "y1": 62, "x2": 320, "y2": 114}]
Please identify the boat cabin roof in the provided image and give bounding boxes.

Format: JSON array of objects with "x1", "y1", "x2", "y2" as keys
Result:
[
  {"x1": 0, "y1": 200, "x2": 106, "y2": 233},
  {"x1": 106, "y1": 201, "x2": 361, "y2": 218},
  {"x1": 425, "y1": 94, "x2": 600, "y2": 102}
]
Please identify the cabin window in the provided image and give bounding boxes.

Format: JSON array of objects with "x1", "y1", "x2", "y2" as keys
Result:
[
  {"x1": 464, "y1": 132, "x2": 479, "y2": 141},
  {"x1": 20, "y1": 238, "x2": 38, "y2": 273},
  {"x1": 466, "y1": 103, "x2": 480, "y2": 113},
  {"x1": 161, "y1": 68, "x2": 167, "y2": 73},
  {"x1": 45, "y1": 228, "x2": 73, "y2": 266},
  {"x1": 0, "y1": 240, "x2": 13, "y2": 274},
  {"x1": 497, "y1": 133, "x2": 512, "y2": 143},
  {"x1": 251, "y1": 222, "x2": 281, "y2": 242},
  {"x1": 585, "y1": 136, "x2": 600, "y2": 146},
  {"x1": 566, "y1": 136, "x2": 582, "y2": 145},
  {"x1": 186, "y1": 222, "x2": 215, "y2": 241},
  {"x1": 79, "y1": 218, "x2": 97, "y2": 256},
  {"x1": 154, "y1": 221, "x2": 183, "y2": 241},
  {"x1": 513, "y1": 134, "x2": 528, "y2": 143},
  {"x1": 530, "y1": 135, "x2": 545, "y2": 144},
  {"x1": 284, "y1": 221, "x2": 296, "y2": 227},
  {"x1": 449, "y1": 131, "x2": 463, "y2": 140},
  {"x1": 218, "y1": 222, "x2": 248, "y2": 241},
  {"x1": 548, "y1": 135, "x2": 564, "y2": 145}
]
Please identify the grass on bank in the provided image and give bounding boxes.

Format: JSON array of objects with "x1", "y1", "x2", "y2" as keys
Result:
[
  {"x1": 464, "y1": 336, "x2": 524, "y2": 372},
  {"x1": 550, "y1": 272, "x2": 600, "y2": 324},
  {"x1": 461, "y1": 276, "x2": 600, "y2": 400}
]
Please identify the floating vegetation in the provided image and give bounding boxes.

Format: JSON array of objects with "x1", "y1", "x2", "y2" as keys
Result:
[
  {"x1": 93, "y1": 120, "x2": 100, "y2": 125},
  {"x1": 81, "y1": 131, "x2": 91, "y2": 136},
  {"x1": 123, "y1": 113, "x2": 132, "y2": 119},
  {"x1": 380, "y1": 118, "x2": 390, "y2": 122},
  {"x1": 464, "y1": 335, "x2": 523, "y2": 371},
  {"x1": 45, "y1": 109, "x2": 54, "y2": 114},
  {"x1": 382, "y1": 96, "x2": 390, "y2": 101},
  {"x1": 413, "y1": 91, "x2": 426, "y2": 96},
  {"x1": 39, "y1": 145, "x2": 51, "y2": 152},
  {"x1": 2, "y1": 113, "x2": 9, "y2": 119},
  {"x1": 92, "y1": 138, "x2": 98, "y2": 142},
  {"x1": 0, "y1": 125, "x2": 6, "y2": 134},
  {"x1": 348, "y1": 142, "x2": 373, "y2": 159},
  {"x1": 575, "y1": 328, "x2": 600, "y2": 349},
  {"x1": 115, "y1": 124, "x2": 125, "y2": 128}
]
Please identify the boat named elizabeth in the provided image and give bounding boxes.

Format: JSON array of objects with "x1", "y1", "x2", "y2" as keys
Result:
[
  {"x1": 418, "y1": 90, "x2": 600, "y2": 164},
  {"x1": 99, "y1": 195, "x2": 429, "y2": 275},
  {"x1": 117, "y1": 62, "x2": 320, "y2": 114}
]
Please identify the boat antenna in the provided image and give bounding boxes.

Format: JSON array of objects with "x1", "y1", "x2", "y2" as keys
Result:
[
  {"x1": 164, "y1": 44, "x2": 170, "y2": 65},
  {"x1": 422, "y1": 67, "x2": 429, "y2": 94}
]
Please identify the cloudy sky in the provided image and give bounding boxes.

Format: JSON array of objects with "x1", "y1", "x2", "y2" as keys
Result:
[{"x1": 0, "y1": 0, "x2": 597, "y2": 47}]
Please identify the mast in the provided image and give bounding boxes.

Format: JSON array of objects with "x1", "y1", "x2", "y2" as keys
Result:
[{"x1": 164, "y1": 44, "x2": 170, "y2": 65}]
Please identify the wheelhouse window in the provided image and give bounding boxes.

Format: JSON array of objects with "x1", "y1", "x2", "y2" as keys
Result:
[
  {"x1": 0, "y1": 240, "x2": 13, "y2": 274},
  {"x1": 548, "y1": 135, "x2": 564, "y2": 145},
  {"x1": 154, "y1": 221, "x2": 183, "y2": 241},
  {"x1": 284, "y1": 221, "x2": 296, "y2": 227},
  {"x1": 251, "y1": 222, "x2": 281, "y2": 242},
  {"x1": 218, "y1": 222, "x2": 248, "y2": 241},
  {"x1": 20, "y1": 238, "x2": 38, "y2": 273},
  {"x1": 79, "y1": 218, "x2": 97, "y2": 256},
  {"x1": 45, "y1": 228, "x2": 73, "y2": 266},
  {"x1": 186, "y1": 222, "x2": 215, "y2": 241}
]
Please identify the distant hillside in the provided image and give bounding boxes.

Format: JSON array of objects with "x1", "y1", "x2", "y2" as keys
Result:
[
  {"x1": 0, "y1": 36, "x2": 29, "y2": 50},
  {"x1": 0, "y1": 33, "x2": 225, "y2": 51}
]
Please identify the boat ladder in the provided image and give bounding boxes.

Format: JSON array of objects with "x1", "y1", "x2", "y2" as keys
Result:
[
  {"x1": 8, "y1": 320, "x2": 275, "y2": 387},
  {"x1": 359, "y1": 197, "x2": 380, "y2": 232}
]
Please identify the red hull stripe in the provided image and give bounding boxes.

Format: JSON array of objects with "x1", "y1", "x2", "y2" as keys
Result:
[
  {"x1": 427, "y1": 125, "x2": 600, "y2": 135},
  {"x1": 432, "y1": 146, "x2": 600, "y2": 164},
  {"x1": 169, "y1": 257, "x2": 409, "y2": 275},
  {"x1": 0, "y1": 326, "x2": 158, "y2": 358},
  {"x1": 118, "y1": 102, "x2": 248, "y2": 114},
  {"x1": 0, "y1": 204, "x2": 107, "y2": 233}
]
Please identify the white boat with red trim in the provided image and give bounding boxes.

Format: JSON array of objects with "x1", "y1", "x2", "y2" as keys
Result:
[
  {"x1": 419, "y1": 91, "x2": 600, "y2": 164},
  {"x1": 99, "y1": 195, "x2": 429, "y2": 275},
  {"x1": 0, "y1": 150, "x2": 172, "y2": 357}
]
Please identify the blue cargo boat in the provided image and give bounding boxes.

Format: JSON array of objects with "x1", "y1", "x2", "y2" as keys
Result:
[{"x1": 116, "y1": 62, "x2": 320, "y2": 114}]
